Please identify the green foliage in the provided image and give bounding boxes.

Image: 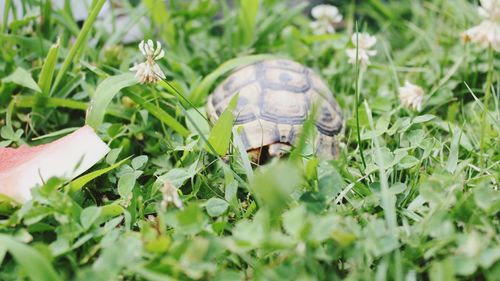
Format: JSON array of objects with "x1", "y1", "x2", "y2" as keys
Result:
[
  {"x1": 0, "y1": 234, "x2": 62, "y2": 281},
  {"x1": 237, "y1": 0, "x2": 260, "y2": 46},
  {"x1": 0, "y1": 0, "x2": 499, "y2": 280},
  {"x1": 2, "y1": 67, "x2": 41, "y2": 93},
  {"x1": 206, "y1": 93, "x2": 238, "y2": 156},
  {"x1": 37, "y1": 40, "x2": 60, "y2": 96},
  {"x1": 85, "y1": 73, "x2": 137, "y2": 129}
]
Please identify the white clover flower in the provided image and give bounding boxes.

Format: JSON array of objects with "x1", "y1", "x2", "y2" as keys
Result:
[
  {"x1": 462, "y1": 21, "x2": 500, "y2": 51},
  {"x1": 478, "y1": 0, "x2": 500, "y2": 21},
  {"x1": 160, "y1": 181, "x2": 183, "y2": 210},
  {"x1": 461, "y1": 0, "x2": 500, "y2": 51},
  {"x1": 130, "y1": 40, "x2": 166, "y2": 84},
  {"x1": 309, "y1": 4, "x2": 343, "y2": 35},
  {"x1": 399, "y1": 80, "x2": 424, "y2": 111},
  {"x1": 346, "y1": 32, "x2": 377, "y2": 66}
]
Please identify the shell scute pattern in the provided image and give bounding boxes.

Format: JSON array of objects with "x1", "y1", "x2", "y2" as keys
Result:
[{"x1": 207, "y1": 59, "x2": 343, "y2": 157}]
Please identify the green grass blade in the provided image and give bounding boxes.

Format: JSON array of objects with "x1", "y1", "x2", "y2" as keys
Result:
[
  {"x1": 206, "y1": 94, "x2": 238, "y2": 156},
  {"x1": 31, "y1": 127, "x2": 79, "y2": 141},
  {"x1": 2, "y1": 67, "x2": 42, "y2": 93},
  {"x1": 38, "y1": 39, "x2": 60, "y2": 96},
  {"x1": 0, "y1": 235, "x2": 62, "y2": 281},
  {"x1": 2, "y1": 0, "x2": 11, "y2": 33},
  {"x1": 0, "y1": 34, "x2": 54, "y2": 56},
  {"x1": 67, "y1": 157, "x2": 130, "y2": 192},
  {"x1": 189, "y1": 54, "x2": 274, "y2": 106},
  {"x1": 85, "y1": 73, "x2": 137, "y2": 129},
  {"x1": 144, "y1": 0, "x2": 176, "y2": 47},
  {"x1": 123, "y1": 89, "x2": 190, "y2": 137},
  {"x1": 14, "y1": 95, "x2": 87, "y2": 110},
  {"x1": 51, "y1": 0, "x2": 106, "y2": 93},
  {"x1": 363, "y1": 100, "x2": 403, "y2": 280},
  {"x1": 255, "y1": 2, "x2": 306, "y2": 46},
  {"x1": 237, "y1": 0, "x2": 260, "y2": 46}
]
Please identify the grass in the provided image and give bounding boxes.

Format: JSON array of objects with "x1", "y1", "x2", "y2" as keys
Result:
[{"x1": 0, "y1": 0, "x2": 499, "y2": 280}]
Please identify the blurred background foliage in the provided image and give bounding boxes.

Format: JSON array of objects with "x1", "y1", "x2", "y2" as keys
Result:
[{"x1": 0, "y1": 0, "x2": 499, "y2": 280}]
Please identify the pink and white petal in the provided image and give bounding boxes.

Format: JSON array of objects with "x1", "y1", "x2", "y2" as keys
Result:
[{"x1": 0, "y1": 126, "x2": 109, "y2": 203}]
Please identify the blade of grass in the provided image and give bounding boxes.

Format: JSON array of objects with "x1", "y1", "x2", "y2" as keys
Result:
[
  {"x1": 13, "y1": 95, "x2": 129, "y2": 120},
  {"x1": 2, "y1": 67, "x2": 42, "y2": 93},
  {"x1": 206, "y1": 94, "x2": 238, "y2": 155},
  {"x1": 0, "y1": 235, "x2": 62, "y2": 281},
  {"x1": 144, "y1": 0, "x2": 176, "y2": 47},
  {"x1": 255, "y1": 2, "x2": 307, "y2": 46},
  {"x1": 464, "y1": 82, "x2": 500, "y2": 128},
  {"x1": 31, "y1": 127, "x2": 79, "y2": 141},
  {"x1": 233, "y1": 127, "x2": 254, "y2": 179},
  {"x1": 67, "y1": 157, "x2": 130, "y2": 192},
  {"x1": 479, "y1": 46, "x2": 494, "y2": 168},
  {"x1": 364, "y1": 100, "x2": 403, "y2": 281},
  {"x1": 237, "y1": 0, "x2": 260, "y2": 46},
  {"x1": 0, "y1": 34, "x2": 54, "y2": 56},
  {"x1": 157, "y1": 79, "x2": 249, "y2": 188},
  {"x1": 354, "y1": 23, "x2": 367, "y2": 170},
  {"x1": 38, "y1": 39, "x2": 60, "y2": 96},
  {"x1": 2, "y1": 0, "x2": 11, "y2": 33},
  {"x1": 123, "y1": 89, "x2": 190, "y2": 137},
  {"x1": 51, "y1": 0, "x2": 106, "y2": 93},
  {"x1": 85, "y1": 73, "x2": 138, "y2": 128}
]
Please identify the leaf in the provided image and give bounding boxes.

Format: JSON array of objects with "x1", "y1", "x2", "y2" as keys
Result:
[
  {"x1": 256, "y1": 3, "x2": 307, "y2": 46},
  {"x1": 205, "y1": 198, "x2": 229, "y2": 217},
  {"x1": 250, "y1": 162, "x2": 301, "y2": 214},
  {"x1": 190, "y1": 54, "x2": 274, "y2": 105},
  {"x1": 232, "y1": 127, "x2": 253, "y2": 179},
  {"x1": 0, "y1": 234, "x2": 62, "y2": 281},
  {"x1": 67, "y1": 157, "x2": 130, "y2": 192},
  {"x1": 143, "y1": 0, "x2": 176, "y2": 47},
  {"x1": 452, "y1": 255, "x2": 477, "y2": 276},
  {"x1": 0, "y1": 34, "x2": 54, "y2": 56},
  {"x1": 2, "y1": 67, "x2": 42, "y2": 92},
  {"x1": 429, "y1": 259, "x2": 456, "y2": 281},
  {"x1": 51, "y1": 0, "x2": 107, "y2": 91},
  {"x1": 118, "y1": 172, "x2": 140, "y2": 198},
  {"x1": 473, "y1": 184, "x2": 500, "y2": 213},
  {"x1": 158, "y1": 160, "x2": 199, "y2": 188},
  {"x1": 170, "y1": 204, "x2": 208, "y2": 235},
  {"x1": 237, "y1": 0, "x2": 260, "y2": 46},
  {"x1": 86, "y1": 73, "x2": 137, "y2": 129},
  {"x1": 206, "y1": 94, "x2": 238, "y2": 155},
  {"x1": 446, "y1": 128, "x2": 460, "y2": 174},
  {"x1": 224, "y1": 180, "x2": 239, "y2": 209},
  {"x1": 129, "y1": 266, "x2": 176, "y2": 281},
  {"x1": 398, "y1": 155, "x2": 419, "y2": 169},
  {"x1": 412, "y1": 114, "x2": 436, "y2": 124},
  {"x1": 80, "y1": 206, "x2": 102, "y2": 230},
  {"x1": 123, "y1": 89, "x2": 190, "y2": 137},
  {"x1": 38, "y1": 39, "x2": 60, "y2": 95},
  {"x1": 131, "y1": 155, "x2": 148, "y2": 170},
  {"x1": 185, "y1": 107, "x2": 210, "y2": 135},
  {"x1": 31, "y1": 127, "x2": 79, "y2": 141}
]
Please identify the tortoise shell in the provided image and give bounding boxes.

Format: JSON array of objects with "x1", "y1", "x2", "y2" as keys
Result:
[{"x1": 206, "y1": 59, "x2": 343, "y2": 157}]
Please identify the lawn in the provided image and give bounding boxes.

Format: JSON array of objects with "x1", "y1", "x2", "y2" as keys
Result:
[{"x1": 0, "y1": 0, "x2": 499, "y2": 280}]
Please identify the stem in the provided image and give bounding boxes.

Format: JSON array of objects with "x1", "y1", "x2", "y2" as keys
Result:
[
  {"x1": 364, "y1": 100, "x2": 402, "y2": 281},
  {"x1": 479, "y1": 46, "x2": 493, "y2": 168},
  {"x1": 354, "y1": 25, "x2": 367, "y2": 170},
  {"x1": 2, "y1": 0, "x2": 11, "y2": 33},
  {"x1": 51, "y1": 0, "x2": 106, "y2": 93}
]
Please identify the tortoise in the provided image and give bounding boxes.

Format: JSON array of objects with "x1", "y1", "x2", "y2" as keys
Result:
[{"x1": 206, "y1": 58, "x2": 343, "y2": 162}]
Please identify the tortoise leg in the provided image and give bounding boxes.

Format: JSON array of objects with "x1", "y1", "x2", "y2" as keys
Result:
[{"x1": 268, "y1": 143, "x2": 292, "y2": 158}]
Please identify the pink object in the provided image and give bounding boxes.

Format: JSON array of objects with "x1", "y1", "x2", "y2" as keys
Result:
[{"x1": 0, "y1": 126, "x2": 110, "y2": 202}]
